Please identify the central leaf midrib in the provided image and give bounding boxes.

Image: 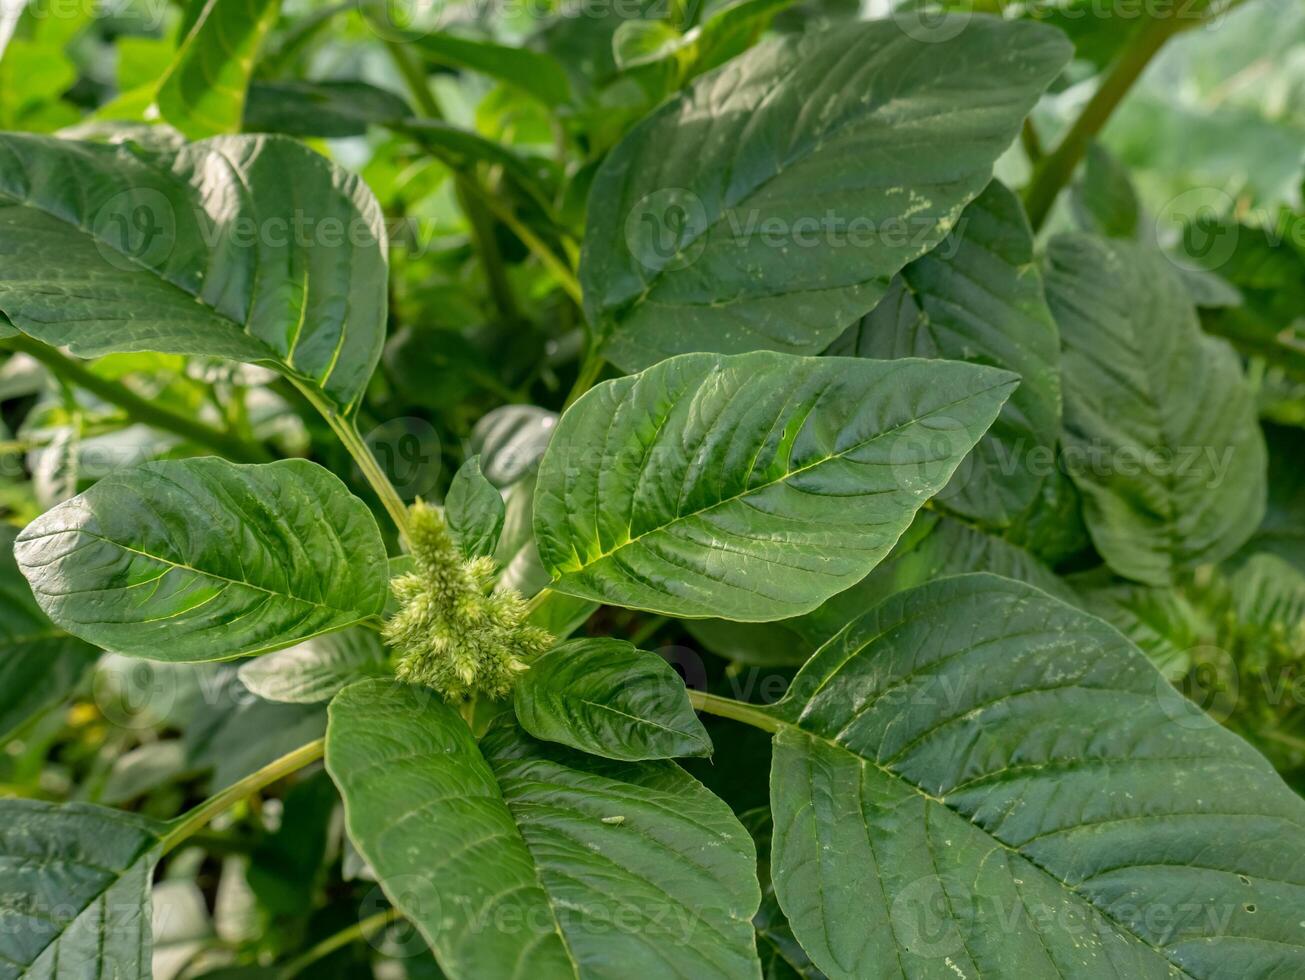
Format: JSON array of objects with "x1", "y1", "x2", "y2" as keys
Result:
[{"x1": 565, "y1": 378, "x2": 1010, "y2": 575}]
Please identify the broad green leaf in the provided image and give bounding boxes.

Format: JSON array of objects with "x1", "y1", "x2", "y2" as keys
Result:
[
  {"x1": 827, "y1": 181, "x2": 1061, "y2": 526},
  {"x1": 15, "y1": 458, "x2": 388, "y2": 662},
  {"x1": 242, "y1": 80, "x2": 411, "y2": 138},
  {"x1": 533, "y1": 350, "x2": 1016, "y2": 620},
  {"x1": 445, "y1": 456, "x2": 505, "y2": 559},
  {"x1": 514, "y1": 638, "x2": 712, "y2": 760},
  {"x1": 1045, "y1": 234, "x2": 1266, "y2": 585},
  {"x1": 155, "y1": 0, "x2": 282, "y2": 139},
  {"x1": 766, "y1": 573, "x2": 1305, "y2": 979},
  {"x1": 237, "y1": 628, "x2": 388, "y2": 703},
  {"x1": 0, "y1": 133, "x2": 387, "y2": 415},
  {"x1": 0, "y1": 524, "x2": 98, "y2": 740},
  {"x1": 327, "y1": 679, "x2": 761, "y2": 980},
  {"x1": 0, "y1": 800, "x2": 164, "y2": 979},
  {"x1": 414, "y1": 31, "x2": 573, "y2": 108},
  {"x1": 581, "y1": 16, "x2": 1070, "y2": 371},
  {"x1": 1070, "y1": 143, "x2": 1140, "y2": 239}
]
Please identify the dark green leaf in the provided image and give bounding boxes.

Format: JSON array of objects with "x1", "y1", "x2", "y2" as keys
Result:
[
  {"x1": 15, "y1": 458, "x2": 388, "y2": 662},
  {"x1": 242, "y1": 80, "x2": 411, "y2": 137},
  {"x1": 514, "y1": 637, "x2": 712, "y2": 760},
  {"x1": 1045, "y1": 234, "x2": 1266, "y2": 585},
  {"x1": 0, "y1": 800, "x2": 164, "y2": 978},
  {"x1": 327, "y1": 678, "x2": 762, "y2": 979},
  {"x1": 827, "y1": 181, "x2": 1061, "y2": 526},
  {"x1": 533, "y1": 350, "x2": 1016, "y2": 620},
  {"x1": 581, "y1": 16, "x2": 1070, "y2": 370},
  {"x1": 1072, "y1": 569, "x2": 1203, "y2": 679},
  {"x1": 445, "y1": 456, "x2": 506, "y2": 559},
  {"x1": 0, "y1": 133, "x2": 388, "y2": 414},
  {"x1": 768, "y1": 573, "x2": 1305, "y2": 978},
  {"x1": 1070, "y1": 142, "x2": 1140, "y2": 239},
  {"x1": 1234, "y1": 424, "x2": 1305, "y2": 574}
]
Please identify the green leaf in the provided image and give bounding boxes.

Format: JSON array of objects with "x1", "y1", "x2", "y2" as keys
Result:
[
  {"x1": 766, "y1": 573, "x2": 1305, "y2": 979},
  {"x1": 1072, "y1": 570, "x2": 1203, "y2": 680},
  {"x1": 581, "y1": 15, "x2": 1070, "y2": 371},
  {"x1": 1236, "y1": 424, "x2": 1305, "y2": 574},
  {"x1": 612, "y1": 20, "x2": 686, "y2": 70},
  {"x1": 514, "y1": 638, "x2": 712, "y2": 760},
  {"x1": 242, "y1": 80, "x2": 411, "y2": 138},
  {"x1": 0, "y1": 133, "x2": 387, "y2": 415},
  {"x1": 827, "y1": 180, "x2": 1061, "y2": 527},
  {"x1": 327, "y1": 678, "x2": 761, "y2": 979},
  {"x1": 414, "y1": 31, "x2": 572, "y2": 108},
  {"x1": 1070, "y1": 143, "x2": 1140, "y2": 239},
  {"x1": 0, "y1": 800, "x2": 164, "y2": 978},
  {"x1": 0, "y1": 525, "x2": 98, "y2": 741},
  {"x1": 1045, "y1": 234, "x2": 1267, "y2": 585},
  {"x1": 15, "y1": 458, "x2": 388, "y2": 662},
  {"x1": 533, "y1": 350, "x2": 1016, "y2": 620},
  {"x1": 445, "y1": 456, "x2": 506, "y2": 560},
  {"x1": 237, "y1": 627, "x2": 389, "y2": 703},
  {"x1": 155, "y1": 0, "x2": 282, "y2": 139}
]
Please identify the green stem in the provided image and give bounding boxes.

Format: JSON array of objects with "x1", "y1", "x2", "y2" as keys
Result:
[
  {"x1": 564, "y1": 347, "x2": 605, "y2": 409},
  {"x1": 161, "y1": 738, "x2": 325, "y2": 854},
  {"x1": 4, "y1": 336, "x2": 271, "y2": 463},
  {"x1": 293, "y1": 380, "x2": 412, "y2": 543},
  {"x1": 385, "y1": 39, "x2": 521, "y2": 324},
  {"x1": 1024, "y1": 14, "x2": 1187, "y2": 231},
  {"x1": 687, "y1": 691, "x2": 783, "y2": 733},
  {"x1": 278, "y1": 908, "x2": 401, "y2": 979}
]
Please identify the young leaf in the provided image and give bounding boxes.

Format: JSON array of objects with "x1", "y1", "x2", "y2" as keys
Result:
[
  {"x1": 237, "y1": 627, "x2": 388, "y2": 704},
  {"x1": 0, "y1": 800, "x2": 164, "y2": 978},
  {"x1": 827, "y1": 180, "x2": 1061, "y2": 527},
  {"x1": 327, "y1": 678, "x2": 761, "y2": 979},
  {"x1": 766, "y1": 574, "x2": 1305, "y2": 978},
  {"x1": 1045, "y1": 235, "x2": 1267, "y2": 585},
  {"x1": 581, "y1": 15, "x2": 1071, "y2": 370},
  {"x1": 514, "y1": 637, "x2": 712, "y2": 760},
  {"x1": 0, "y1": 524, "x2": 98, "y2": 740},
  {"x1": 15, "y1": 458, "x2": 388, "y2": 662},
  {"x1": 155, "y1": 0, "x2": 282, "y2": 138},
  {"x1": 532, "y1": 350, "x2": 1016, "y2": 620},
  {"x1": 445, "y1": 456, "x2": 506, "y2": 559},
  {"x1": 0, "y1": 133, "x2": 387, "y2": 415}
]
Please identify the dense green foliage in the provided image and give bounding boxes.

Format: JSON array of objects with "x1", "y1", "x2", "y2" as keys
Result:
[{"x1": 0, "y1": 1, "x2": 1302, "y2": 978}]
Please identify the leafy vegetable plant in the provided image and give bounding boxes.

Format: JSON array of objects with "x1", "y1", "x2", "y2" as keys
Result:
[{"x1": 1, "y1": 1, "x2": 1303, "y2": 978}]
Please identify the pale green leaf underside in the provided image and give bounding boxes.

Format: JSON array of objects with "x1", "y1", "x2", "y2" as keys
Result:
[
  {"x1": 0, "y1": 525, "x2": 99, "y2": 740},
  {"x1": 768, "y1": 574, "x2": 1305, "y2": 979},
  {"x1": 0, "y1": 133, "x2": 387, "y2": 414},
  {"x1": 14, "y1": 458, "x2": 388, "y2": 662},
  {"x1": 514, "y1": 637, "x2": 713, "y2": 760},
  {"x1": 1045, "y1": 234, "x2": 1266, "y2": 585},
  {"x1": 533, "y1": 351, "x2": 1017, "y2": 620},
  {"x1": 327, "y1": 679, "x2": 761, "y2": 980},
  {"x1": 0, "y1": 801, "x2": 163, "y2": 980},
  {"x1": 445, "y1": 455, "x2": 506, "y2": 560},
  {"x1": 581, "y1": 15, "x2": 1071, "y2": 371},
  {"x1": 236, "y1": 627, "x2": 388, "y2": 703},
  {"x1": 828, "y1": 180, "x2": 1061, "y2": 527},
  {"x1": 155, "y1": 0, "x2": 281, "y2": 139}
]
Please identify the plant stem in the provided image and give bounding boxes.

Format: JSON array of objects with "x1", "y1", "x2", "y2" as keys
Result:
[
  {"x1": 161, "y1": 738, "x2": 325, "y2": 854},
  {"x1": 564, "y1": 347, "x2": 605, "y2": 409},
  {"x1": 687, "y1": 691, "x2": 783, "y2": 733},
  {"x1": 278, "y1": 908, "x2": 402, "y2": 979},
  {"x1": 291, "y1": 379, "x2": 412, "y2": 543},
  {"x1": 385, "y1": 39, "x2": 521, "y2": 324},
  {"x1": 1024, "y1": 14, "x2": 1187, "y2": 231},
  {"x1": 4, "y1": 336, "x2": 272, "y2": 463}
]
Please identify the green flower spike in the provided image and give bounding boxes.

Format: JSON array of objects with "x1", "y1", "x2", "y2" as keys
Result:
[{"x1": 385, "y1": 500, "x2": 553, "y2": 701}]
